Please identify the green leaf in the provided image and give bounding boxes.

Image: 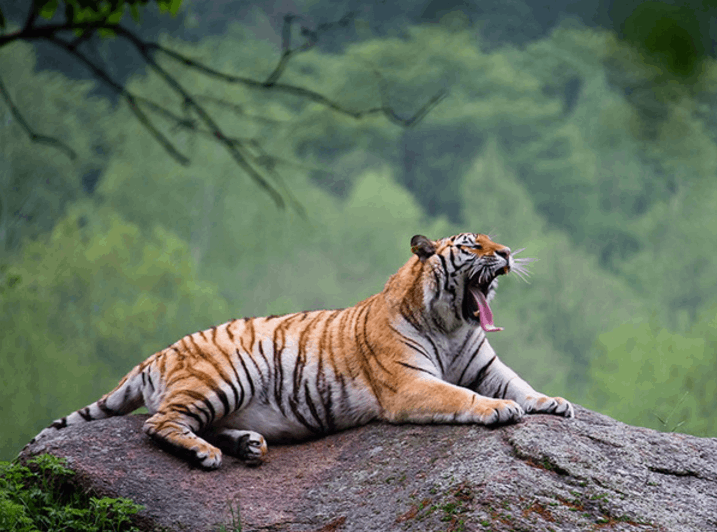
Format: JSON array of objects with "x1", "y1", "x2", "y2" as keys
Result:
[
  {"x1": 0, "y1": 8, "x2": 6, "y2": 29},
  {"x1": 130, "y1": 3, "x2": 141, "y2": 23},
  {"x1": 158, "y1": 0, "x2": 182, "y2": 16},
  {"x1": 39, "y1": 0, "x2": 59, "y2": 20}
]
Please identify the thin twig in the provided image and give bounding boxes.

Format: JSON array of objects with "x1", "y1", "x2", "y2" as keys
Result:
[
  {"x1": 22, "y1": 2, "x2": 39, "y2": 33},
  {"x1": 46, "y1": 34, "x2": 191, "y2": 166},
  {"x1": 113, "y1": 27, "x2": 286, "y2": 207},
  {"x1": 0, "y1": 74, "x2": 78, "y2": 160}
]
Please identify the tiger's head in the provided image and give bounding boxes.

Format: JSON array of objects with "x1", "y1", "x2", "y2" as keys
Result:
[{"x1": 407, "y1": 233, "x2": 531, "y2": 333}]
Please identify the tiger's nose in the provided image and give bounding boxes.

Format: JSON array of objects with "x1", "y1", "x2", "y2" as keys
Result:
[{"x1": 496, "y1": 248, "x2": 511, "y2": 260}]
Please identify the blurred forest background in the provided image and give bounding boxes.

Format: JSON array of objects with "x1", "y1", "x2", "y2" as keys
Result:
[{"x1": 1, "y1": 0, "x2": 717, "y2": 460}]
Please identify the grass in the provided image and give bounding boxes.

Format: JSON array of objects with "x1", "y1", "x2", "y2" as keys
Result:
[
  {"x1": 217, "y1": 500, "x2": 243, "y2": 532},
  {"x1": 0, "y1": 454, "x2": 143, "y2": 532}
]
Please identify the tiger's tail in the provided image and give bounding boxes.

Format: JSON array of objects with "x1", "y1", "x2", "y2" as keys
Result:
[{"x1": 27, "y1": 363, "x2": 147, "y2": 446}]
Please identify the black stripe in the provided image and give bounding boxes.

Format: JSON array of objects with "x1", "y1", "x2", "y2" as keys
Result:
[
  {"x1": 399, "y1": 339, "x2": 433, "y2": 363},
  {"x1": 457, "y1": 336, "x2": 487, "y2": 386},
  {"x1": 294, "y1": 314, "x2": 321, "y2": 397},
  {"x1": 449, "y1": 246, "x2": 461, "y2": 271},
  {"x1": 97, "y1": 399, "x2": 117, "y2": 416},
  {"x1": 500, "y1": 377, "x2": 515, "y2": 399},
  {"x1": 229, "y1": 350, "x2": 247, "y2": 409},
  {"x1": 245, "y1": 319, "x2": 255, "y2": 349},
  {"x1": 257, "y1": 341, "x2": 270, "y2": 377},
  {"x1": 318, "y1": 373, "x2": 335, "y2": 433},
  {"x1": 226, "y1": 320, "x2": 236, "y2": 343},
  {"x1": 179, "y1": 388, "x2": 217, "y2": 425},
  {"x1": 189, "y1": 333, "x2": 206, "y2": 353},
  {"x1": 304, "y1": 381, "x2": 326, "y2": 432},
  {"x1": 122, "y1": 383, "x2": 133, "y2": 405},
  {"x1": 358, "y1": 304, "x2": 397, "y2": 393},
  {"x1": 456, "y1": 330, "x2": 476, "y2": 357},
  {"x1": 224, "y1": 320, "x2": 252, "y2": 411},
  {"x1": 424, "y1": 334, "x2": 444, "y2": 375},
  {"x1": 213, "y1": 386, "x2": 231, "y2": 417},
  {"x1": 397, "y1": 361, "x2": 437, "y2": 377},
  {"x1": 318, "y1": 312, "x2": 340, "y2": 433},
  {"x1": 438, "y1": 253, "x2": 451, "y2": 291},
  {"x1": 288, "y1": 396, "x2": 322, "y2": 434},
  {"x1": 466, "y1": 354, "x2": 496, "y2": 391},
  {"x1": 169, "y1": 404, "x2": 204, "y2": 429},
  {"x1": 244, "y1": 344, "x2": 265, "y2": 390},
  {"x1": 399, "y1": 300, "x2": 424, "y2": 334},
  {"x1": 78, "y1": 407, "x2": 93, "y2": 421},
  {"x1": 187, "y1": 343, "x2": 235, "y2": 417},
  {"x1": 236, "y1": 351, "x2": 256, "y2": 396},
  {"x1": 51, "y1": 417, "x2": 68, "y2": 430},
  {"x1": 188, "y1": 402, "x2": 212, "y2": 425},
  {"x1": 213, "y1": 339, "x2": 243, "y2": 411},
  {"x1": 388, "y1": 324, "x2": 432, "y2": 363},
  {"x1": 395, "y1": 307, "x2": 444, "y2": 375}
]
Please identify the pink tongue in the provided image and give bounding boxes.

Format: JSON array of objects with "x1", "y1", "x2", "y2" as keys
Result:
[{"x1": 471, "y1": 288, "x2": 503, "y2": 332}]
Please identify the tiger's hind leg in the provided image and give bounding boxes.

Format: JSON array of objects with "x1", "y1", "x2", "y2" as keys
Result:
[
  {"x1": 204, "y1": 428, "x2": 268, "y2": 466},
  {"x1": 143, "y1": 412, "x2": 223, "y2": 469}
]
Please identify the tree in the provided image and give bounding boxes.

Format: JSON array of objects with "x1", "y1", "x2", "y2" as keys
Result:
[{"x1": 0, "y1": 0, "x2": 445, "y2": 209}]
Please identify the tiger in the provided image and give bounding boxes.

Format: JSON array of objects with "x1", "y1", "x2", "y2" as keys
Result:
[{"x1": 29, "y1": 233, "x2": 574, "y2": 469}]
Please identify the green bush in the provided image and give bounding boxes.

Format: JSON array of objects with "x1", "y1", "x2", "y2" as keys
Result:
[{"x1": 0, "y1": 454, "x2": 142, "y2": 532}]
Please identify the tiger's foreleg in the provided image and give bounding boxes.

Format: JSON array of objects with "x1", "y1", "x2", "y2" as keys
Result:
[
  {"x1": 471, "y1": 356, "x2": 574, "y2": 418},
  {"x1": 382, "y1": 377, "x2": 524, "y2": 426},
  {"x1": 143, "y1": 411, "x2": 224, "y2": 469}
]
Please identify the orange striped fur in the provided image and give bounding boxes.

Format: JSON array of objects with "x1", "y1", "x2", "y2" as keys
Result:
[{"x1": 30, "y1": 233, "x2": 573, "y2": 469}]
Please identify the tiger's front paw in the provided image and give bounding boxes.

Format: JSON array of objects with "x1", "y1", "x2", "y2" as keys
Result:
[
  {"x1": 478, "y1": 398, "x2": 524, "y2": 425},
  {"x1": 194, "y1": 445, "x2": 223, "y2": 470},
  {"x1": 523, "y1": 395, "x2": 574, "y2": 418}
]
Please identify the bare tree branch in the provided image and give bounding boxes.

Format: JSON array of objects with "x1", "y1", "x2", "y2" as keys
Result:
[
  {"x1": 0, "y1": 74, "x2": 78, "y2": 160},
  {"x1": 148, "y1": 34, "x2": 448, "y2": 127},
  {"x1": 192, "y1": 96, "x2": 282, "y2": 126},
  {"x1": 109, "y1": 26, "x2": 286, "y2": 208},
  {"x1": 45, "y1": 34, "x2": 191, "y2": 166},
  {"x1": 22, "y1": 1, "x2": 39, "y2": 33},
  {"x1": 0, "y1": 13, "x2": 447, "y2": 210}
]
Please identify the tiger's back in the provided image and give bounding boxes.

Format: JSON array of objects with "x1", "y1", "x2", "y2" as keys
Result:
[{"x1": 30, "y1": 233, "x2": 574, "y2": 469}]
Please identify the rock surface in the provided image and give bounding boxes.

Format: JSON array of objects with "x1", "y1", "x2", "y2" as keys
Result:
[{"x1": 20, "y1": 405, "x2": 717, "y2": 532}]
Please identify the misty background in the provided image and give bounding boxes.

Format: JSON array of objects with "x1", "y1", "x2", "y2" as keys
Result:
[{"x1": 1, "y1": 0, "x2": 716, "y2": 460}]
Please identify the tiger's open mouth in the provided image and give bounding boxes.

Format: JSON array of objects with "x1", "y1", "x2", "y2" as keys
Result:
[{"x1": 463, "y1": 265, "x2": 510, "y2": 332}]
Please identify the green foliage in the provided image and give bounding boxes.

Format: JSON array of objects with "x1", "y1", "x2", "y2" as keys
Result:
[
  {"x1": 32, "y1": 0, "x2": 181, "y2": 27},
  {"x1": 0, "y1": 40, "x2": 111, "y2": 253},
  {"x1": 0, "y1": 204, "x2": 230, "y2": 458},
  {"x1": 460, "y1": 140, "x2": 643, "y2": 391},
  {"x1": 585, "y1": 308, "x2": 717, "y2": 436},
  {"x1": 0, "y1": 454, "x2": 142, "y2": 531},
  {"x1": 618, "y1": 1, "x2": 708, "y2": 79}
]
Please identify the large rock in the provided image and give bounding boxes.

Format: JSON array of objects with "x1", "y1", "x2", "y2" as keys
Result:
[{"x1": 20, "y1": 405, "x2": 717, "y2": 532}]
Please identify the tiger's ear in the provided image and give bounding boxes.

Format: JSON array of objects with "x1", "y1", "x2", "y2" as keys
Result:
[{"x1": 410, "y1": 235, "x2": 436, "y2": 262}]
